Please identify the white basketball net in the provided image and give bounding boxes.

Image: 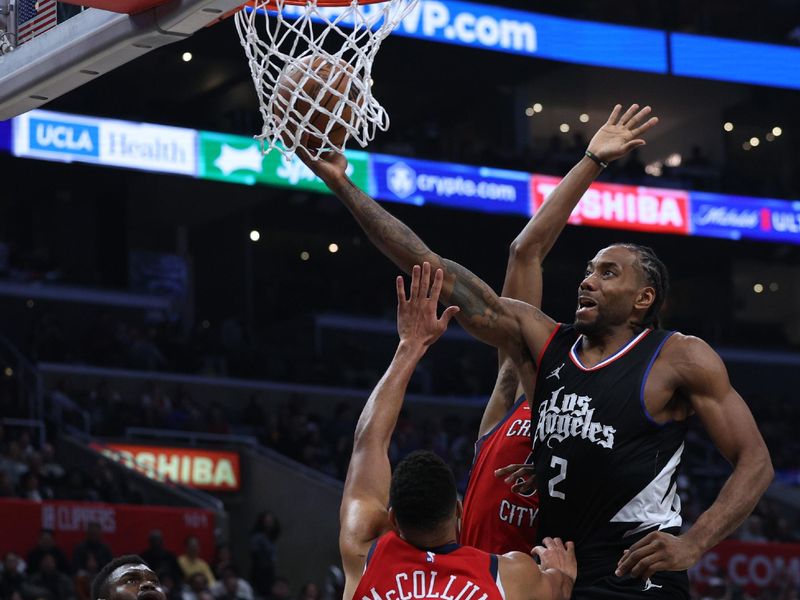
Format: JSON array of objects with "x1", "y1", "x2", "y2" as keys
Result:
[{"x1": 235, "y1": 0, "x2": 418, "y2": 159}]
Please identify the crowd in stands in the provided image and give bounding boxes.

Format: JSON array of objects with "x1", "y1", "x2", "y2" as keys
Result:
[{"x1": 0, "y1": 502, "x2": 339, "y2": 600}]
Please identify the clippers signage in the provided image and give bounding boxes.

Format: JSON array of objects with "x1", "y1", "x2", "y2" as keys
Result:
[
  {"x1": 690, "y1": 192, "x2": 800, "y2": 244},
  {"x1": 372, "y1": 154, "x2": 530, "y2": 215},
  {"x1": 531, "y1": 175, "x2": 690, "y2": 235},
  {"x1": 690, "y1": 540, "x2": 800, "y2": 594},
  {"x1": 14, "y1": 110, "x2": 197, "y2": 175},
  {"x1": 0, "y1": 499, "x2": 215, "y2": 561},
  {"x1": 92, "y1": 443, "x2": 241, "y2": 491},
  {"x1": 197, "y1": 130, "x2": 370, "y2": 192},
  {"x1": 272, "y1": 1, "x2": 667, "y2": 73}
]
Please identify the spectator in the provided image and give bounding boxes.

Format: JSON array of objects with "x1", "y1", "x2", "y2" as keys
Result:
[
  {"x1": 72, "y1": 552, "x2": 100, "y2": 600},
  {"x1": 0, "y1": 472, "x2": 14, "y2": 497},
  {"x1": 27, "y1": 553, "x2": 75, "y2": 600},
  {"x1": 210, "y1": 568, "x2": 253, "y2": 600},
  {"x1": 296, "y1": 583, "x2": 320, "y2": 600},
  {"x1": 27, "y1": 530, "x2": 70, "y2": 575},
  {"x1": 181, "y1": 573, "x2": 210, "y2": 600},
  {"x1": 211, "y1": 545, "x2": 233, "y2": 582},
  {"x1": 178, "y1": 537, "x2": 215, "y2": 586},
  {"x1": 249, "y1": 512, "x2": 280, "y2": 598},
  {"x1": 140, "y1": 530, "x2": 182, "y2": 584},
  {"x1": 71, "y1": 523, "x2": 112, "y2": 574},
  {"x1": 0, "y1": 552, "x2": 26, "y2": 600},
  {"x1": 157, "y1": 571, "x2": 183, "y2": 600},
  {"x1": 18, "y1": 471, "x2": 46, "y2": 502},
  {"x1": 264, "y1": 579, "x2": 290, "y2": 600}
]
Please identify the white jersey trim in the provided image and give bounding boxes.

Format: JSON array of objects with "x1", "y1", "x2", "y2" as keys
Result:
[
  {"x1": 496, "y1": 568, "x2": 506, "y2": 600},
  {"x1": 569, "y1": 329, "x2": 651, "y2": 372}
]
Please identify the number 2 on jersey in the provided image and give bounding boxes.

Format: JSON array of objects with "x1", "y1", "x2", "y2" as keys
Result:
[{"x1": 548, "y1": 456, "x2": 567, "y2": 500}]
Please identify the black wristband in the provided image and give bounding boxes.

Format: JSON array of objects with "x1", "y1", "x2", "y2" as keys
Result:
[{"x1": 585, "y1": 150, "x2": 608, "y2": 169}]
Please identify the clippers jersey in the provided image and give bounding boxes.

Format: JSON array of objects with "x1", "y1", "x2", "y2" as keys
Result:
[
  {"x1": 461, "y1": 397, "x2": 539, "y2": 554},
  {"x1": 353, "y1": 532, "x2": 504, "y2": 600},
  {"x1": 531, "y1": 324, "x2": 688, "y2": 590}
]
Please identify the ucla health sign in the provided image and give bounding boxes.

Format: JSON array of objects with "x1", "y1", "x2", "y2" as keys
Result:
[
  {"x1": 372, "y1": 154, "x2": 530, "y2": 215},
  {"x1": 690, "y1": 192, "x2": 800, "y2": 244},
  {"x1": 13, "y1": 110, "x2": 196, "y2": 175}
]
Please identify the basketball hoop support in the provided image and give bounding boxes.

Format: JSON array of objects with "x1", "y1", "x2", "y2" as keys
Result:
[{"x1": 0, "y1": 0, "x2": 246, "y2": 120}]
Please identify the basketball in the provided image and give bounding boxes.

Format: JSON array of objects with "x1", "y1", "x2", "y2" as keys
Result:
[{"x1": 273, "y1": 55, "x2": 363, "y2": 152}]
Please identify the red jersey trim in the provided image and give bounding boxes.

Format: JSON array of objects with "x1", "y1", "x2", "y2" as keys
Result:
[{"x1": 568, "y1": 328, "x2": 652, "y2": 372}]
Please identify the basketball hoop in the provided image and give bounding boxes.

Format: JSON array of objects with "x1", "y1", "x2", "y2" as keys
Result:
[{"x1": 235, "y1": 0, "x2": 418, "y2": 159}]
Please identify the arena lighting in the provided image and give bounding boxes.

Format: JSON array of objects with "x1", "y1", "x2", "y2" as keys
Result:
[
  {"x1": 579, "y1": 113, "x2": 590, "y2": 123},
  {"x1": 328, "y1": 243, "x2": 339, "y2": 253},
  {"x1": 743, "y1": 142, "x2": 752, "y2": 150},
  {"x1": 533, "y1": 103, "x2": 543, "y2": 113},
  {"x1": 249, "y1": 229, "x2": 261, "y2": 242},
  {"x1": 665, "y1": 153, "x2": 682, "y2": 167},
  {"x1": 201, "y1": 319, "x2": 210, "y2": 328},
  {"x1": 182, "y1": 51, "x2": 193, "y2": 62},
  {"x1": 300, "y1": 251, "x2": 310, "y2": 261},
  {"x1": 772, "y1": 126, "x2": 783, "y2": 137},
  {"x1": 723, "y1": 122, "x2": 734, "y2": 132},
  {"x1": 25, "y1": 299, "x2": 34, "y2": 308},
  {"x1": 3, "y1": 367, "x2": 12, "y2": 377},
  {"x1": 753, "y1": 283, "x2": 764, "y2": 293},
  {"x1": 766, "y1": 133, "x2": 776, "y2": 142},
  {"x1": 525, "y1": 107, "x2": 534, "y2": 117},
  {"x1": 769, "y1": 282, "x2": 779, "y2": 292},
  {"x1": 559, "y1": 123, "x2": 570, "y2": 133},
  {"x1": 750, "y1": 137, "x2": 760, "y2": 147}
]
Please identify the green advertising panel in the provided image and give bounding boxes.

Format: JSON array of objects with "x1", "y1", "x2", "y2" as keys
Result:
[{"x1": 197, "y1": 131, "x2": 370, "y2": 193}]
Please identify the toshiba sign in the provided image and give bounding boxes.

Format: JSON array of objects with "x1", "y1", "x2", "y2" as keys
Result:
[
  {"x1": 531, "y1": 175, "x2": 690, "y2": 235},
  {"x1": 92, "y1": 443, "x2": 241, "y2": 491}
]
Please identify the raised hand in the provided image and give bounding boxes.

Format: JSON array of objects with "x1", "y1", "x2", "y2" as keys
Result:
[
  {"x1": 533, "y1": 537, "x2": 577, "y2": 583},
  {"x1": 296, "y1": 148, "x2": 349, "y2": 184},
  {"x1": 586, "y1": 104, "x2": 659, "y2": 164},
  {"x1": 396, "y1": 262, "x2": 460, "y2": 351}
]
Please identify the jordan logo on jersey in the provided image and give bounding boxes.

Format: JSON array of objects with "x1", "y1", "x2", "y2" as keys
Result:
[
  {"x1": 545, "y1": 363, "x2": 565, "y2": 380},
  {"x1": 535, "y1": 386, "x2": 616, "y2": 449}
]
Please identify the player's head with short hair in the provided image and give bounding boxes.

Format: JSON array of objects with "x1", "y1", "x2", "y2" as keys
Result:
[
  {"x1": 389, "y1": 450, "x2": 458, "y2": 538},
  {"x1": 575, "y1": 243, "x2": 669, "y2": 336},
  {"x1": 91, "y1": 555, "x2": 163, "y2": 600}
]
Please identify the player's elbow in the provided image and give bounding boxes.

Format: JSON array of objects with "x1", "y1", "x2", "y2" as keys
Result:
[{"x1": 508, "y1": 237, "x2": 545, "y2": 265}]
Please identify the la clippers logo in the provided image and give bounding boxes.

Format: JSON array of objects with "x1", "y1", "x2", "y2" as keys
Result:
[{"x1": 535, "y1": 386, "x2": 615, "y2": 449}]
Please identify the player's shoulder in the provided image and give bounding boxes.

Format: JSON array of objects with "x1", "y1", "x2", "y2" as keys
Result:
[{"x1": 661, "y1": 331, "x2": 718, "y2": 362}]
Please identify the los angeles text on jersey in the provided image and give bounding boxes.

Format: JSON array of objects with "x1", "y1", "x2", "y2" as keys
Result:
[
  {"x1": 535, "y1": 386, "x2": 615, "y2": 449},
  {"x1": 360, "y1": 572, "x2": 491, "y2": 600}
]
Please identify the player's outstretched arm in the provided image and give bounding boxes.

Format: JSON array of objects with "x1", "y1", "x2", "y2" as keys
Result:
[
  {"x1": 616, "y1": 336, "x2": 773, "y2": 580},
  {"x1": 339, "y1": 264, "x2": 460, "y2": 600},
  {"x1": 481, "y1": 104, "x2": 660, "y2": 435},
  {"x1": 500, "y1": 537, "x2": 576, "y2": 600},
  {"x1": 298, "y1": 150, "x2": 555, "y2": 381}
]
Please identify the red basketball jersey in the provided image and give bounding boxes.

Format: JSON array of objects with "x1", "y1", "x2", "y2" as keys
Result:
[
  {"x1": 353, "y1": 532, "x2": 504, "y2": 600},
  {"x1": 460, "y1": 397, "x2": 539, "y2": 554}
]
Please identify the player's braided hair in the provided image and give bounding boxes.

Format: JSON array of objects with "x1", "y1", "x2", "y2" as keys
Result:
[
  {"x1": 611, "y1": 243, "x2": 670, "y2": 329},
  {"x1": 390, "y1": 450, "x2": 457, "y2": 533}
]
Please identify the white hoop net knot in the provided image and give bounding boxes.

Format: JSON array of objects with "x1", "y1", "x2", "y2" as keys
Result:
[{"x1": 235, "y1": 0, "x2": 418, "y2": 160}]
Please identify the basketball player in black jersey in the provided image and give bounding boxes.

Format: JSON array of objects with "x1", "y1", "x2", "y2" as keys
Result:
[{"x1": 301, "y1": 103, "x2": 774, "y2": 599}]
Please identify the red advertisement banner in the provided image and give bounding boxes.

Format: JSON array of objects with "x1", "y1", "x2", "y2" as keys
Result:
[
  {"x1": 531, "y1": 175, "x2": 690, "y2": 235},
  {"x1": 690, "y1": 540, "x2": 800, "y2": 593},
  {"x1": 0, "y1": 499, "x2": 215, "y2": 561},
  {"x1": 91, "y1": 443, "x2": 241, "y2": 491}
]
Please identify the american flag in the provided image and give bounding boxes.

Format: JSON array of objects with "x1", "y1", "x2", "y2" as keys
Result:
[{"x1": 16, "y1": 0, "x2": 58, "y2": 45}]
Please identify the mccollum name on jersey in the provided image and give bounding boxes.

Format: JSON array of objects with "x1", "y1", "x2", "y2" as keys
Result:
[
  {"x1": 535, "y1": 385, "x2": 615, "y2": 450},
  {"x1": 359, "y1": 571, "x2": 493, "y2": 600}
]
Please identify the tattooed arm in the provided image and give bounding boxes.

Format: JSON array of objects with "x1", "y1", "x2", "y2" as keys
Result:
[{"x1": 298, "y1": 151, "x2": 556, "y2": 382}]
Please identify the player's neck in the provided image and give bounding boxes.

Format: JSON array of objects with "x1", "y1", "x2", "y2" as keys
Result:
[
  {"x1": 579, "y1": 326, "x2": 642, "y2": 362},
  {"x1": 402, "y1": 526, "x2": 458, "y2": 550}
]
